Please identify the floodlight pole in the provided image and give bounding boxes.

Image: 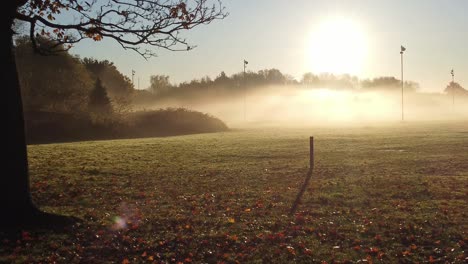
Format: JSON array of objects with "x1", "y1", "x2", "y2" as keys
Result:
[
  {"x1": 451, "y1": 69, "x2": 455, "y2": 109},
  {"x1": 243, "y1": 60, "x2": 247, "y2": 122},
  {"x1": 400, "y1": 49, "x2": 405, "y2": 122}
]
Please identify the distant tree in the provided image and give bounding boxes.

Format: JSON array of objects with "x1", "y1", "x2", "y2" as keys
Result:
[
  {"x1": 82, "y1": 58, "x2": 134, "y2": 97},
  {"x1": 15, "y1": 36, "x2": 92, "y2": 112},
  {"x1": 258, "y1": 69, "x2": 286, "y2": 84},
  {"x1": 82, "y1": 58, "x2": 134, "y2": 115},
  {"x1": 302, "y1": 73, "x2": 320, "y2": 87},
  {"x1": 89, "y1": 78, "x2": 113, "y2": 115},
  {"x1": 214, "y1": 71, "x2": 229, "y2": 84},
  {"x1": 226, "y1": 69, "x2": 287, "y2": 88},
  {"x1": 5, "y1": 0, "x2": 226, "y2": 227},
  {"x1": 317, "y1": 73, "x2": 356, "y2": 90},
  {"x1": 337, "y1": 74, "x2": 359, "y2": 89},
  {"x1": 300, "y1": 72, "x2": 357, "y2": 90},
  {"x1": 444, "y1": 82, "x2": 468, "y2": 96},
  {"x1": 361, "y1": 76, "x2": 419, "y2": 92},
  {"x1": 149, "y1": 75, "x2": 172, "y2": 95},
  {"x1": 200, "y1": 76, "x2": 212, "y2": 85}
]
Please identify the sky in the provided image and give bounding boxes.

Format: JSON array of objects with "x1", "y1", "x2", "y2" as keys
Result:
[{"x1": 70, "y1": 0, "x2": 468, "y2": 92}]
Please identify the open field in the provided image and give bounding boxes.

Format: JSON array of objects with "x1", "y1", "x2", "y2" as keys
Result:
[{"x1": 2, "y1": 122, "x2": 467, "y2": 263}]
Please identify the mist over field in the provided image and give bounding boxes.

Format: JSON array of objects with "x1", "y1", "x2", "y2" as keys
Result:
[{"x1": 140, "y1": 86, "x2": 468, "y2": 126}]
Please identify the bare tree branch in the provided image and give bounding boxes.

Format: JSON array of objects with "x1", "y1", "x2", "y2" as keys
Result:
[{"x1": 15, "y1": 0, "x2": 227, "y2": 58}]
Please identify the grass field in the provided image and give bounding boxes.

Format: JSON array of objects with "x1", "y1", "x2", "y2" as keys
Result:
[{"x1": 1, "y1": 122, "x2": 467, "y2": 263}]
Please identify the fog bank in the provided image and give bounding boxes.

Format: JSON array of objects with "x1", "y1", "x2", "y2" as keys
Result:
[{"x1": 141, "y1": 86, "x2": 468, "y2": 127}]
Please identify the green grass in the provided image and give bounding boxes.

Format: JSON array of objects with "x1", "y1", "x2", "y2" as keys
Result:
[{"x1": 1, "y1": 122, "x2": 467, "y2": 263}]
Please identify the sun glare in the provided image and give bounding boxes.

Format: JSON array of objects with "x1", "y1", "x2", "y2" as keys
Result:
[{"x1": 307, "y1": 17, "x2": 368, "y2": 76}]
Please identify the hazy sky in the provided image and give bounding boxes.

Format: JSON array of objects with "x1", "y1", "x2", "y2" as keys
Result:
[{"x1": 71, "y1": 0, "x2": 468, "y2": 92}]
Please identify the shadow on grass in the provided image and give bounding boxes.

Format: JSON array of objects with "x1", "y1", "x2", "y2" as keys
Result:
[{"x1": 0, "y1": 210, "x2": 81, "y2": 238}]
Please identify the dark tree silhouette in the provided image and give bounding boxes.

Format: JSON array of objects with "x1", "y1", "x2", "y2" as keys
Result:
[
  {"x1": 89, "y1": 78, "x2": 113, "y2": 115},
  {"x1": 4, "y1": 0, "x2": 225, "y2": 228},
  {"x1": 82, "y1": 58, "x2": 135, "y2": 115},
  {"x1": 82, "y1": 58, "x2": 133, "y2": 97}
]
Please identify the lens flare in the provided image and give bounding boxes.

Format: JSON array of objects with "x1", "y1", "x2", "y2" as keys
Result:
[{"x1": 112, "y1": 216, "x2": 127, "y2": 230}]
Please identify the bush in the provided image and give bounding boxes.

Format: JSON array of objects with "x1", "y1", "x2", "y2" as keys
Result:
[
  {"x1": 24, "y1": 111, "x2": 119, "y2": 144},
  {"x1": 126, "y1": 108, "x2": 228, "y2": 137},
  {"x1": 24, "y1": 108, "x2": 228, "y2": 144}
]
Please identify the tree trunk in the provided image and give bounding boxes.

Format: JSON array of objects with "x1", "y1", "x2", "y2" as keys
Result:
[
  {"x1": 2, "y1": 3, "x2": 79, "y2": 229},
  {"x1": 2, "y1": 5, "x2": 40, "y2": 227}
]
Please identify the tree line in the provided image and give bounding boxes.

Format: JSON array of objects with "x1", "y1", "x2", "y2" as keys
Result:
[
  {"x1": 146, "y1": 70, "x2": 423, "y2": 100},
  {"x1": 16, "y1": 36, "x2": 466, "y2": 115},
  {"x1": 141, "y1": 68, "x2": 467, "y2": 106}
]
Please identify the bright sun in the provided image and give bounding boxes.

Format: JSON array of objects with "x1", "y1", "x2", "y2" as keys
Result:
[{"x1": 307, "y1": 17, "x2": 368, "y2": 76}]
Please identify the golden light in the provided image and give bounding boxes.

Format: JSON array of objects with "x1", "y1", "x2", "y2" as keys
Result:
[{"x1": 307, "y1": 17, "x2": 368, "y2": 75}]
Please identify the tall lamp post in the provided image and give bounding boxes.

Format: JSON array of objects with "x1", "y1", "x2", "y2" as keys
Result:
[
  {"x1": 243, "y1": 59, "x2": 248, "y2": 122},
  {"x1": 132, "y1": 69, "x2": 135, "y2": 87},
  {"x1": 451, "y1": 69, "x2": 455, "y2": 109},
  {"x1": 400, "y1": 45, "x2": 406, "y2": 122}
]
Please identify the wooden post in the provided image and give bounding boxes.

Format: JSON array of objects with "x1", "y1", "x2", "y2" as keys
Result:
[
  {"x1": 289, "y1": 136, "x2": 314, "y2": 215},
  {"x1": 310, "y1": 137, "x2": 314, "y2": 169}
]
